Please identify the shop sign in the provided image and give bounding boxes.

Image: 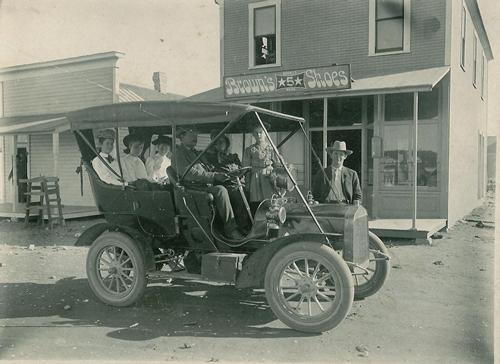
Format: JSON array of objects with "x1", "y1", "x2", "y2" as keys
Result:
[{"x1": 224, "y1": 64, "x2": 351, "y2": 98}]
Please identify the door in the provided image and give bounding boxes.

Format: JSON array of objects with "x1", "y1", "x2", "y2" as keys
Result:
[{"x1": 16, "y1": 148, "x2": 28, "y2": 203}]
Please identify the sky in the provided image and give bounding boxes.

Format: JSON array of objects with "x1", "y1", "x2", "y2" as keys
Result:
[{"x1": 0, "y1": 0, "x2": 498, "y2": 134}]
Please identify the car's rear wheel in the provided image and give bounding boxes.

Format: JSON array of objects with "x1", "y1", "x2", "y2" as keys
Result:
[
  {"x1": 353, "y1": 232, "x2": 390, "y2": 299},
  {"x1": 264, "y1": 241, "x2": 354, "y2": 333},
  {"x1": 86, "y1": 231, "x2": 147, "y2": 306}
]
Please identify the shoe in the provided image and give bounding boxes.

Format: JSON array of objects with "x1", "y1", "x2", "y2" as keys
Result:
[{"x1": 225, "y1": 229, "x2": 244, "y2": 240}]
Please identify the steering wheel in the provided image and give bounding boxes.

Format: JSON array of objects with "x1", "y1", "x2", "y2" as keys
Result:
[{"x1": 227, "y1": 166, "x2": 252, "y2": 178}]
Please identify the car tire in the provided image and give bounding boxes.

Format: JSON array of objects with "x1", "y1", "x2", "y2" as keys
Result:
[
  {"x1": 86, "y1": 231, "x2": 147, "y2": 307},
  {"x1": 264, "y1": 241, "x2": 354, "y2": 333},
  {"x1": 353, "y1": 231, "x2": 390, "y2": 299}
]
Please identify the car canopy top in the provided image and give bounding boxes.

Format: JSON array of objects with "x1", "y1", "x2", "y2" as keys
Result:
[{"x1": 67, "y1": 101, "x2": 304, "y2": 133}]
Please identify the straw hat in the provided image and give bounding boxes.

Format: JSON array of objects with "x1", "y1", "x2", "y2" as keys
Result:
[
  {"x1": 123, "y1": 133, "x2": 144, "y2": 148},
  {"x1": 326, "y1": 140, "x2": 353, "y2": 156}
]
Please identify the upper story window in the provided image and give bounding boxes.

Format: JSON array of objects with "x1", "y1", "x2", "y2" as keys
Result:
[
  {"x1": 249, "y1": 0, "x2": 281, "y2": 69},
  {"x1": 472, "y1": 35, "x2": 478, "y2": 87},
  {"x1": 369, "y1": 0, "x2": 411, "y2": 56},
  {"x1": 460, "y1": 6, "x2": 467, "y2": 70}
]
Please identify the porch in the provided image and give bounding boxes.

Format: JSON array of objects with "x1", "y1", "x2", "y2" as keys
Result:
[
  {"x1": 0, "y1": 203, "x2": 101, "y2": 220},
  {"x1": 369, "y1": 218, "x2": 447, "y2": 245}
]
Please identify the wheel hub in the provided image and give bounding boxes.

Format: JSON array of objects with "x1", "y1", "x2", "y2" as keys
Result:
[{"x1": 297, "y1": 277, "x2": 317, "y2": 297}]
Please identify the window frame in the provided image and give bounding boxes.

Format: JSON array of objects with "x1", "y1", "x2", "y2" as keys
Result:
[
  {"x1": 460, "y1": 5, "x2": 467, "y2": 71},
  {"x1": 472, "y1": 34, "x2": 478, "y2": 88},
  {"x1": 248, "y1": 0, "x2": 282, "y2": 69},
  {"x1": 368, "y1": 0, "x2": 411, "y2": 56},
  {"x1": 481, "y1": 53, "x2": 487, "y2": 100}
]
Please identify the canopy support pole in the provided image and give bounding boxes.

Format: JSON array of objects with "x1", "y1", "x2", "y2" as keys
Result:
[
  {"x1": 411, "y1": 92, "x2": 419, "y2": 230},
  {"x1": 52, "y1": 132, "x2": 59, "y2": 177}
]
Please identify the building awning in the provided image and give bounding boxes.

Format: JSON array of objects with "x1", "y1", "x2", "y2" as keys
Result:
[
  {"x1": 188, "y1": 66, "x2": 450, "y2": 103},
  {"x1": 0, "y1": 114, "x2": 69, "y2": 135}
]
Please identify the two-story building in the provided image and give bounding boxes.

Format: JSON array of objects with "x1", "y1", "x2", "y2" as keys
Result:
[{"x1": 190, "y1": 0, "x2": 493, "y2": 235}]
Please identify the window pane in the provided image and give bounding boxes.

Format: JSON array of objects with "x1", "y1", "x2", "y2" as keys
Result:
[
  {"x1": 376, "y1": 0, "x2": 404, "y2": 19},
  {"x1": 418, "y1": 87, "x2": 439, "y2": 120},
  {"x1": 308, "y1": 99, "x2": 324, "y2": 128},
  {"x1": 310, "y1": 130, "x2": 324, "y2": 178},
  {"x1": 376, "y1": 18, "x2": 403, "y2": 51},
  {"x1": 254, "y1": 6, "x2": 275, "y2": 36},
  {"x1": 382, "y1": 124, "x2": 410, "y2": 186},
  {"x1": 281, "y1": 100, "x2": 303, "y2": 117},
  {"x1": 327, "y1": 97, "x2": 362, "y2": 126},
  {"x1": 255, "y1": 35, "x2": 276, "y2": 65},
  {"x1": 367, "y1": 96, "x2": 375, "y2": 124},
  {"x1": 417, "y1": 123, "x2": 439, "y2": 187},
  {"x1": 385, "y1": 93, "x2": 413, "y2": 121}
]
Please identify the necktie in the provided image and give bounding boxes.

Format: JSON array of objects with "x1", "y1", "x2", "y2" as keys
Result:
[{"x1": 105, "y1": 155, "x2": 114, "y2": 163}]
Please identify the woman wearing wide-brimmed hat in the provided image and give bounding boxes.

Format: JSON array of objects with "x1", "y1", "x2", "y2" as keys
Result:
[
  {"x1": 91, "y1": 129, "x2": 122, "y2": 186},
  {"x1": 312, "y1": 140, "x2": 362, "y2": 205},
  {"x1": 146, "y1": 135, "x2": 172, "y2": 183},
  {"x1": 120, "y1": 133, "x2": 148, "y2": 183}
]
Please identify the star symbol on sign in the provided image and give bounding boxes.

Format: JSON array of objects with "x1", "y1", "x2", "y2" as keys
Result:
[
  {"x1": 277, "y1": 77, "x2": 286, "y2": 87},
  {"x1": 294, "y1": 76, "x2": 303, "y2": 86}
]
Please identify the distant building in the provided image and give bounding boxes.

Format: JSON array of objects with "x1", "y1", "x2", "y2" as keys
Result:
[
  {"x1": 0, "y1": 52, "x2": 183, "y2": 217},
  {"x1": 190, "y1": 0, "x2": 493, "y2": 227}
]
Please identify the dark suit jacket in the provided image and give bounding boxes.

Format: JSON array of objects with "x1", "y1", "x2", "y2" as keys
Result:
[{"x1": 312, "y1": 166, "x2": 362, "y2": 204}]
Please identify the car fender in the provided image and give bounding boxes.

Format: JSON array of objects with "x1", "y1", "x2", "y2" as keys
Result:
[
  {"x1": 75, "y1": 222, "x2": 156, "y2": 272},
  {"x1": 236, "y1": 233, "x2": 341, "y2": 289}
]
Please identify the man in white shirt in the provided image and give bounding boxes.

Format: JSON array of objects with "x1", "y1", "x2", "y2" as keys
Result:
[
  {"x1": 91, "y1": 129, "x2": 123, "y2": 186},
  {"x1": 312, "y1": 140, "x2": 362, "y2": 205}
]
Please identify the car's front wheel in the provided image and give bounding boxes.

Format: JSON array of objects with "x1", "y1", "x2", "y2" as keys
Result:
[
  {"x1": 264, "y1": 241, "x2": 354, "y2": 333},
  {"x1": 86, "y1": 231, "x2": 147, "y2": 306},
  {"x1": 353, "y1": 232, "x2": 390, "y2": 299}
]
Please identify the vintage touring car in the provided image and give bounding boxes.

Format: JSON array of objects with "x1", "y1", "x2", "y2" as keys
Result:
[{"x1": 69, "y1": 101, "x2": 390, "y2": 333}]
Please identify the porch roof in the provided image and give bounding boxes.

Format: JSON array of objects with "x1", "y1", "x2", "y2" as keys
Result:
[
  {"x1": 0, "y1": 114, "x2": 68, "y2": 135},
  {"x1": 188, "y1": 66, "x2": 451, "y2": 103}
]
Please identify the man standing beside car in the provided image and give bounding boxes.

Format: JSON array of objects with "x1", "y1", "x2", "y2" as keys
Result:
[
  {"x1": 173, "y1": 127, "x2": 244, "y2": 240},
  {"x1": 312, "y1": 140, "x2": 362, "y2": 205}
]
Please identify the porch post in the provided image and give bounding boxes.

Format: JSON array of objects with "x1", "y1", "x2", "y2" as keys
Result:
[
  {"x1": 52, "y1": 132, "x2": 59, "y2": 177},
  {"x1": 11, "y1": 135, "x2": 18, "y2": 212},
  {"x1": 412, "y1": 92, "x2": 419, "y2": 230}
]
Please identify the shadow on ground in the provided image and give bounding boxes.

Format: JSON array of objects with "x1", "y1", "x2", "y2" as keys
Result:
[{"x1": 0, "y1": 277, "x2": 317, "y2": 340}]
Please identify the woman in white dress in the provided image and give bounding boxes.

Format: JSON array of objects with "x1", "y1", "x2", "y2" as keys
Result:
[
  {"x1": 121, "y1": 133, "x2": 148, "y2": 183},
  {"x1": 146, "y1": 135, "x2": 172, "y2": 184}
]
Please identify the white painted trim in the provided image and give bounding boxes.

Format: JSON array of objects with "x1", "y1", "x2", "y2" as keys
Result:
[
  {"x1": 460, "y1": 3, "x2": 467, "y2": 70},
  {"x1": 0, "y1": 51, "x2": 124, "y2": 74},
  {"x1": 368, "y1": 0, "x2": 411, "y2": 56},
  {"x1": 0, "y1": 81, "x2": 3, "y2": 117},
  {"x1": 0, "y1": 137, "x2": 4, "y2": 202},
  {"x1": 219, "y1": 0, "x2": 225, "y2": 83},
  {"x1": 0, "y1": 117, "x2": 67, "y2": 135},
  {"x1": 0, "y1": 58, "x2": 121, "y2": 82},
  {"x1": 248, "y1": 0, "x2": 282, "y2": 69},
  {"x1": 444, "y1": 0, "x2": 452, "y2": 66}
]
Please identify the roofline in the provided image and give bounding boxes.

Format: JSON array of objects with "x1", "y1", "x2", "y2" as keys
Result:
[
  {"x1": 0, "y1": 51, "x2": 125, "y2": 74},
  {"x1": 465, "y1": 0, "x2": 494, "y2": 60}
]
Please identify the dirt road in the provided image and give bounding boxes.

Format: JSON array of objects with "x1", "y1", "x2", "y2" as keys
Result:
[{"x1": 0, "y1": 195, "x2": 494, "y2": 363}]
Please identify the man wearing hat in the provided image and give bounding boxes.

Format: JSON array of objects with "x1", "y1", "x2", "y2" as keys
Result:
[
  {"x1": 173, "y1": 127, "x2": 243, "y2": 240},
  {"x1": 92, "y1": 129, "x2": 122, "y2": 186},
  {"x1": 312, "y1": 140, "x2": 362, "y2": 205}
]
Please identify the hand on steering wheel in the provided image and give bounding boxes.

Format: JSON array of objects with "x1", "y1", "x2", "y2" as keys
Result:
[{"x1": 227, "y1": 166, "x2": 252, "y2": 178}]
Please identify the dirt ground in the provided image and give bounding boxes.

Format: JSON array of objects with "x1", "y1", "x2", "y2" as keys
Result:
[{"x1": 0, "y1": 193, "x2": 495, "y2": 363}]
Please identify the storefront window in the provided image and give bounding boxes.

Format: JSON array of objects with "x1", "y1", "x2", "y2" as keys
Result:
[
  {"x1": 385, "y1": 93, "x2": 413, "y2": 121},
  {"x1": 308, "y1": 99, "x2": 324, "y2": 128},
  {"x1": 327, "y1": 97, "x2": 362, "y2": 126},
  {"x1": 382, "y1": 124, "x2": 410, "y2": 186},
  {"x1": 367, "y1": 96, "x2": 375, "y2": 124},
  {"x1": 281, "y1": 100, "x2": 303, "y2": 117},
  {"x1": 418, "y1": 87, "x2": 439, "y2": 120},
  {"x1": 417, "y1": 123, "x2": 439, "y2": 187},
  {"x1": 367, "y1": 128, "x2": 374, "y2": 186}
]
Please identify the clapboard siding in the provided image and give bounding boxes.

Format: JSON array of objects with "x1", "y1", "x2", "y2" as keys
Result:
[
  {"x1": 29, "y1": 132, "x2": 96, "y2": 207},
  {"x1": 224, "y1": 0, "x2": 446, "y2": 79},
  {"x1": 3, "y1": 67, "x2": 115, "y2": 116}
]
